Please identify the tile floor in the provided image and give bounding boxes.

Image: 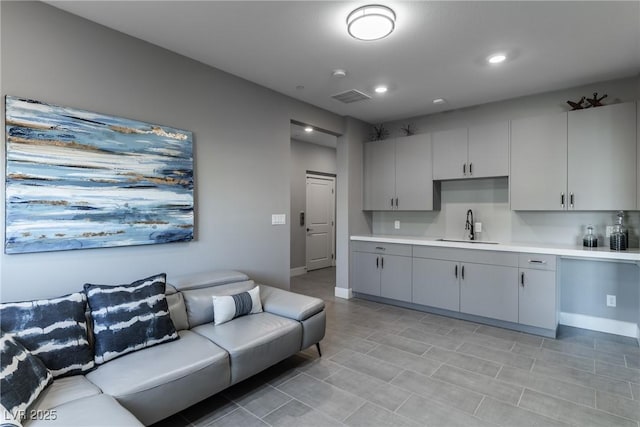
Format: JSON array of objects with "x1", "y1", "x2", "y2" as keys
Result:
[{"x1": 155, "y1": 267, "x2": 640, "y2": 427}]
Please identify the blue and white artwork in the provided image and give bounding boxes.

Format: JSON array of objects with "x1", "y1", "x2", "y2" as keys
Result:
[{"x1": 5, "y1": 96, "x2": 194, "y2": 254}]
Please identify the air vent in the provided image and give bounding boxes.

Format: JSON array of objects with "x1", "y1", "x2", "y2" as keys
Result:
[{"x1": 331, "y1": 89, "x2": 371, "y2": 104}]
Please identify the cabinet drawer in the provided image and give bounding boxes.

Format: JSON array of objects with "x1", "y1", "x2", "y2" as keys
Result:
[
  {"x1": 518, "y1": 253, "x2": 556, "y2": 271},
  {"x1": 351, "y1": 241, "x2": 412, "y2": 257}
]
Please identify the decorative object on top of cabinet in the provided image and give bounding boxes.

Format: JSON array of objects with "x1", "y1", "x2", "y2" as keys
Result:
[
  {"x1": 370, "y1": 124, "x2": 389, "y2": 141},
  {"x1": 567, "y1": 96, "x2": 586, "y2": 110},
  {"x1": 400, "y1": 123, "x2": 416, "y2": 136},
  {"x1": 585, "y1": 92, "x2": 608, "y2": 108}
]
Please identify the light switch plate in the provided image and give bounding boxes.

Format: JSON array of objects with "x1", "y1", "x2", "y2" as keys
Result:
[
  {"x1": 394, "y1": 220, "x2": 400, "y2": 230},
  {"x1": 271, "y1": 214, "x2": 286, "y2": 225}
]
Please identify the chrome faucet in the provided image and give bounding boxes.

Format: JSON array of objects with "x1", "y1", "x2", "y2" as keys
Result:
[{"x1": 465, "y1": 209, "x2": 475, "y2": 241}]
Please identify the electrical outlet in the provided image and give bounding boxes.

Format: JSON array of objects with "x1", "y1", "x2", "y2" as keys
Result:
[
  {"x1": 394, "y1": 220, "x2": 400, "y2": 230},
  {"x1": 605, "y1": 226, "x2": 614, "y2": 238},
  {"x1": 606, "y1": 294, "x2": 616, "y2": 307}
]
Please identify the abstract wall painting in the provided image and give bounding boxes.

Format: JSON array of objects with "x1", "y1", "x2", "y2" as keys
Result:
[{"x1": 5, "y1": 96, "x2": 194, "y2": 254}]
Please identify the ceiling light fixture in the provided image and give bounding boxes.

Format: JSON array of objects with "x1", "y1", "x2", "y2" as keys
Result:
[
  {"x1": 487, "y1": 53, "x2": 507, "y2": 64},
  {"x1": 332, "y1": 69, "x2": 347, "y2": 78},
  {"x1": 374, "y1": 86, "x2": 388, "y2": 94},
  {"x1": 304, "y1": 126, "x2": 313, "y2": 132},
  {"x1": 432, "y1": 98, "x2": 446, "y2": 104},
  {"x1": 347, "y1": 5, "x2": 396, "y2": 41}
]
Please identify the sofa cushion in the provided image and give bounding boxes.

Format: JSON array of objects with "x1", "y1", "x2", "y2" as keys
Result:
[
  {"x1": 212, "y1": 286, "x2": 263, "y2": 325},
  {"x1": 182, "y1": 280, "x2": 255, "y2": 327},
  {"x1": 23, "y1": 394, "x2": 143, "y2": 427},
  {"x1": 165, "y1": 284, "x2": 189, "y2": 331},
  {"x1": 0, "y1": 331, "x2": 53, "y2": 422},
  {"x1": 260, "y1": 285, "x2": 325, "y2": 321},
  {"x1": 84, "y1": 273, "x2": 178, "y2": 365},
  {"x1": 192, "y1": 312, "x2": 302, "y2": 384},
  {"x1": 170, "y1": 270, "x2": 249, "y2": 291},
  {"x1": 85, "y1": 330, "x2": 230, "y2": 425},
  {"x1": 29, "y1": 376, "x2": 101, "y2": 414},
  {"x1": 0, "y1": 293, "x2": 94, "y2": 377}
]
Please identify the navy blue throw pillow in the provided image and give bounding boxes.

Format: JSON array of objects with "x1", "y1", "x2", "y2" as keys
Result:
[
  {"x1": 0, "y1": 330, "x2": 53, "y2": 422},
  {"x1": 84, "y1": 273, "x2": 178, "y2": 365},
  {"x1": 0, "y1": 292, "x2": 94, "y2": 378}
]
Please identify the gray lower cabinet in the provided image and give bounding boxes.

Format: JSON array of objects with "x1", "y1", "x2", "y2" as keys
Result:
[
  {"x1": 412, "y1": 258, "x2": 460, "y2": 311},
  {"x1": 352, "y1": 251, "x2": 382, "y2": 296},
  {"x1": 351, "y1": 242, "x2": 412, "y2": 302},
  {"x1": 460, "y1": 263, "x2": 519, "y2": 323},
  {"x1": 518, "y1": 268, "x2": 556, "y2": 330}
]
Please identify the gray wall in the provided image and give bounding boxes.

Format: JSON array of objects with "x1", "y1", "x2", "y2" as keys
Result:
[
  {"x1": 336, "y1": 117, "x2": 372, "y2": 291},
  {"x1": 289, "y1": 138, "x2": 337, "y2": 269},
  {"x1": 561, "y1": 259, "x2": 639, "y2": 324},
  {"x1": 0, "y1": 1, "x2": 347, "y2": 301}
]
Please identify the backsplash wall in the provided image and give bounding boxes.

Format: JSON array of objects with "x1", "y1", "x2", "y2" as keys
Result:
[{"x1": 372, "y1": 178, "x2": 640, "y2": 246}]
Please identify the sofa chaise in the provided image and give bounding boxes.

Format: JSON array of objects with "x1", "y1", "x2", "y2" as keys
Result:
[{"x1": 1, "y1": 270, "x2": 325, "y2": 427}]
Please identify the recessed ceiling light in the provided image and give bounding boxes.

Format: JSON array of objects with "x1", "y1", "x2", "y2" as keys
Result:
[
  {"x1": 432, "y1": 98, "x2": 446, "y2": 104},
  {"x1": 487, "y1": 53, "x2": 507, "y2": 64},
  {"x1": 332, "y1": 69, "x2": 347, "y2": 78},
  {"x1": 304, "y1": 126, "x2": 313, "y2": 132},
  {"x1": 347, "y1": 5, "x2": 396, "y2": 41},
  {"x1": 374, "y1": 86, "x2": 388, "y2": 94}
]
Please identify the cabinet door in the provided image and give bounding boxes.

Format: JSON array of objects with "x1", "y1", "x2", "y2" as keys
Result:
[
  {"x1": 363, "y1": 140, "x2": 396, "y2": 210},
  {"x1": 432, "y1": 128, "x2": 468, "y2": 180},
  {"x1": 468, "y1": 121, "x2": 509, "y2": 178},
  {"x1": 380, "y1": 255, "x2": 412, "y2": 302},
  {"x1": 412, "y1": 258, "x2": 460, "y2": 311},
  {"x1": 568, "y1": 102, "x2": 636, "y2": 210},
  {"x1": 395, "y1": 134, "x2": 434, "y2": 210},
  {"x1": 351, "y1": 252, "x2": 381, "y2": 296},
  {"x1": 637, "y1": 102, "x2": 639, "y2": 210},
  {"x1": 510, "y1": 113, "x2": 568, "y2": 210},
  {"x1": 518, "y1": 269, "x2": 556, "y2": 330},
  {"x1": 460, "y1": 263, "x2": 518, "y2": 323}
]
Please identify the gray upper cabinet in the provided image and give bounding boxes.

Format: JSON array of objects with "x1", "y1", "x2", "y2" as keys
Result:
[
  {"x1": 395, "y1": 134, "x2": 434, "y2": 210},
  {"x1": 511, "y1": 102, "x2": 637, "y2": 211},
  {"x1": 433, "y1": 122, "x2": 509, "y2": 180},
  {"x1": 637, "y1": 102, "x2": 639, "y2": 210},
  {"x1": 510, "y1": 112, "x2": 568, "y2": 210},
  {"x1": 568, "y1": 102, "x2": 637, "y2": 211},
  {"x1": 432, "y1": 128, "x2": 468, "y2": 180},
  {"x1": 363, "y1": 134, "x2": 435, "y2": 211},
  {"x1": 363, "y1": 140, "x2": 396, "y2": 210},
  {"x1": 468, "y1": 121, "x2": 509, "y2": 178}
]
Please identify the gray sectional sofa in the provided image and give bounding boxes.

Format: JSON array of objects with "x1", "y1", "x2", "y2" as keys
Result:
[{"x1": 17, "y1": 270, "x2": 326, "y2": 426}]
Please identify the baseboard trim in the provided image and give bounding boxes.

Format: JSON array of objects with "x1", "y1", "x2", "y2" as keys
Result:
[
  {"x1": 290, "y1": 266, "x2": 307, "y2": 277},
  {"x1": 334, "y1": 287, "x2": 352, "y2": 299},
  {"x1": 560, "y1": 312, "x2": 639, "y2": 338}
]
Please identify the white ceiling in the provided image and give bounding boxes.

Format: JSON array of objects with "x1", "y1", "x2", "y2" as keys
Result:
[{"x1": 47, "y1": 1, "x2": 640, "y2": 124}]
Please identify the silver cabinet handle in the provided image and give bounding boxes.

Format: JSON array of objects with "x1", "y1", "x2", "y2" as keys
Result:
[
  {"x1": 395, "y1": 197, "x2": 398, "y2": 208},
  {"x1": 381, "y1": 257, "x2": 384, "y2": 269},
  {"x1": 469, "y1": 162, "x2": 473, "y2": 175},
  {"x1": 390, "y1": 198, "x2": 394, "y2": 208},
  {"x1": 463, "y1": 163, "x2": 466, "y2": 175},
  {"x1": 376, "y1": 257, "x2": 379, "y2": 268},
  {"x1": 561, "y1": 192, "x2": 565, "y2": 208},
  {"x1": 570, "y1": 193, "x2": 574, "y2": 208},
  {"x1": 528, "y1": 259, "x2": 546, "y2": 264},
  {"x1": 521, "y1": 272, "x2": 525, "y2": 287},
  {"x1": 375, "y1": 246, "x2": 386, "y2": 251},
  {"x1": 461, "y1": 265, "x2": 465, "y2": 280},
  {"x1": 454, "y1": 264, "x2": 458, "y2": 278}
]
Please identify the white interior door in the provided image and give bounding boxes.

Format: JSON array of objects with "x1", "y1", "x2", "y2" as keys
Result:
[{"x1": 305, "y1": 175, "x2": 335, "y2": 271}]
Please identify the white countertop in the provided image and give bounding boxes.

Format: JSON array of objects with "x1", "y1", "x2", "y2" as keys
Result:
[{"x1": 351, "y1": 235, "x2": 640, "y2": 262}]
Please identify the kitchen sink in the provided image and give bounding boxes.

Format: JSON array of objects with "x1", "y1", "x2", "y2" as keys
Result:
[{"x1": 436, "y1": 238, "x2": 499, "y2": 244}]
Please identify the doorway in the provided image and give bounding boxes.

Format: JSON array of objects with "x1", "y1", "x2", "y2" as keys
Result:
[{"x1": 305, "y1": 174, "x2": 336, "y2": 271}]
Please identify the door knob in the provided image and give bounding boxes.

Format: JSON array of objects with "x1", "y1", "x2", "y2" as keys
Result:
[{"x1": 306, "y1": 228, "x2": 312, "y2": 232}]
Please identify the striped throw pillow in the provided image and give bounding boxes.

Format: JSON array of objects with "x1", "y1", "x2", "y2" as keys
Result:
[
  {"x1": 0, "y1": 293, "x2": 95, "y2": 378},
  {"x1": 1, "y1": 330, "x2": 53, "y2": 422},
  {"x1": 84, "y1": 273, "x2": 178, "y2": 365},
  {"x1": 212, "y1": 286, "x2": 263, "y2": 325}
]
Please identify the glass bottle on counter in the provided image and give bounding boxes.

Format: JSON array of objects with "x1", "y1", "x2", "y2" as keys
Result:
[
  {"x1": 609, "y1": 211, "x2": 627, "y2": 251},
  {"x1": 583, "y1": 225, "x2": 597, "y2": 248}
]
